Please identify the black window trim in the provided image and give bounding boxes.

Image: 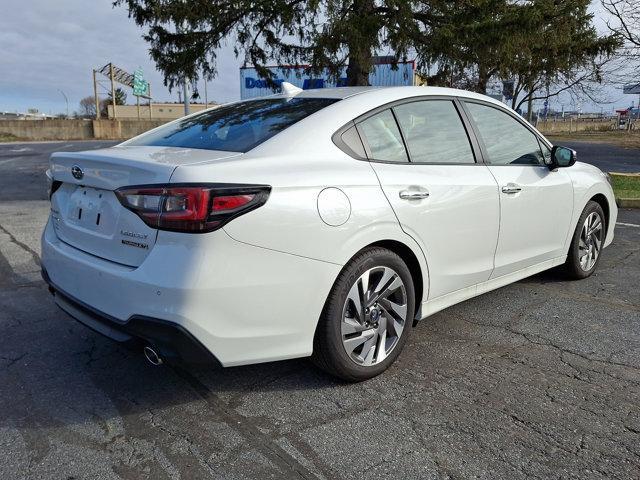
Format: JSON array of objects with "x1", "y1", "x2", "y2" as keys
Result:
[
  {"x1": 458, "y1": 98, "x2": 552, "y2": 168},
  {"x1": 332, "y1": 95, "x2": 485, "y2": 166}
]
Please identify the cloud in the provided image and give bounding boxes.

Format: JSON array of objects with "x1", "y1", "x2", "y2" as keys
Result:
[{"x1": 0, "y1": 0, "x2": 241, "y2": 114}]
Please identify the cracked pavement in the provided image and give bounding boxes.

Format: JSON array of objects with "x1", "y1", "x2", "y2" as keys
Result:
[{"x1": 0, "y1": 141, "x2": 639, "y2": 479}]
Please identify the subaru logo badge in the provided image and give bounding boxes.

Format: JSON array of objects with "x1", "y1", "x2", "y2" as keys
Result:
[{"x1": 71, "y1": 165, "x2": 83, "y2": 180}]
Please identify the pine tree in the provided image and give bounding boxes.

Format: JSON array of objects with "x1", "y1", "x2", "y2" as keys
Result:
[{"x1": 116, "y1": 0, "x2": 618, "y2": 106}]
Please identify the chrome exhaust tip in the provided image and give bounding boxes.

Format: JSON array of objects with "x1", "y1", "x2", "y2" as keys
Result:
[{"x1": 143, "y1": 345, "x2": 163, "y2": 366}]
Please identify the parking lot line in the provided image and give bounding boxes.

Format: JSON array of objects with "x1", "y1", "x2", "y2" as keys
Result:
[{"x1": 616, "y1": 222, "x2": 640, "y2": 228}]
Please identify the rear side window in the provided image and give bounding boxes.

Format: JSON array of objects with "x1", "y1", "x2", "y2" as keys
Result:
[
  {"x1": 127, "y1": 98, "x2": 339, "y2": 153},
  {"x1": 393, "y1": 100, "x2": 475, "y2": 164},
  {"x1": 357, "y1": 110, "x2": 409, "y2": 163},
  {"x1": 466, "y1": 102, "x2": 544, "y2": 165},
  {"x1": 338, "y1": 125, "x2": 367, "y2": 158}
]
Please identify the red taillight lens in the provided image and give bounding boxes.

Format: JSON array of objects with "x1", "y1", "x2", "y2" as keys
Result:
[
  {"x1": 158, "y1": 187, "x2": 216, "y2": 232},
  {"x1": 212, "y1": 194, "x2": 254, "y2": 211},
  {"x1": 115, "y1": 184, "x2": 270, "y2": 233}
]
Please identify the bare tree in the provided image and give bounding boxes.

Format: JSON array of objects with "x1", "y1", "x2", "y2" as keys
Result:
[
  {"x1": 510, "y1": 55, "x2": 617, "y2": 114},
  {"x1": 603, "y1": 0, "x2": 640, "y2": 65},
  {"x1": 79, "y1": 96, "x2": 96, "y2": 118}
]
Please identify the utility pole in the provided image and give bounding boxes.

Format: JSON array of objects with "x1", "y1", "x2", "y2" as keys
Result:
[
  {"x1": 93, "y1": 69, "x2": 100, "y2": 119},
  {"x1": 57, "y1": 89, "x2": 69, "y2": 118},
  {"x1": 109, "y1": 63, "x2": 116, "y2": 119},
  {"x1": 204, "y1": 80, "x2": 208, "y2": 108}
]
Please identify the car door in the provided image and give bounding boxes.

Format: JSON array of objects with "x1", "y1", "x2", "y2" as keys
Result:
[
  {"x1": 463, "y1": 101, "x2": 574, "y2": 278},
  {"x1": 357, "y1": 99, "x2": 500, "y2": 299}
]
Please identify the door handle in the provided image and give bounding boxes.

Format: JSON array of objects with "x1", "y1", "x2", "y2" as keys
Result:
[
  {"x1": 501, "y1": 185, "x2": 522, "y2": 194},
  {"x1": 399, "y1": 190, "x2": 430, "y2": 200}
]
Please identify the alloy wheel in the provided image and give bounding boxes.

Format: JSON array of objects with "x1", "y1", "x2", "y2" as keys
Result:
[
  {"x1": 579, "y1": 211, "x2": 603, "y2": 271},
  {"x1": 341, "y1": 266, "x2": 408, "y2": 366}
]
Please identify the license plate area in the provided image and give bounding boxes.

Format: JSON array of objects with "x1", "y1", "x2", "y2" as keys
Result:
[
  {"x1": 51, "y1": 183, "x2": 158, "y2": 267},
  {"x1": 65, "y1": 186, "x2": 118, "y2": 235}
]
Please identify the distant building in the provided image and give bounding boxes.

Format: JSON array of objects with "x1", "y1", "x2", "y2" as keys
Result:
[
  {"x1": 107, "y1": 102, "x2": 218, "y2": 120},
  {"x1": 0, "y1": 111, "x2": 56, "y2": 120},
  {"x1": 240, "y1": 58, "x2": 419, "y2": 99}
]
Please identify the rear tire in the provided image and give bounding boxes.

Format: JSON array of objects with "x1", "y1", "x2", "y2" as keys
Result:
[
  {"x1": 564, "y1": 201, "x2": 606, "y2": 280},
  {"x1": 312, "y1": 247, "x2": 415, "y2": 382}
]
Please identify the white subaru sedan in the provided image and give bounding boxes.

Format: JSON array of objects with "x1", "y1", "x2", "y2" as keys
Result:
[{"x1": 41, "y1": 86, "x2": 617, "y2": 381}]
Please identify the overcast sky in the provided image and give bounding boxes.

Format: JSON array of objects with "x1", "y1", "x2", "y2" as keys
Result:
[
  {"x1": 0, "y1": 0, "x2": 242, "y2": 115},
  {"x1": 0, "y1": 0, "x2": 635, "y2": 115}
]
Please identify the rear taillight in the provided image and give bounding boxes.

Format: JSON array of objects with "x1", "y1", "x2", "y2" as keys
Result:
[{"x1": 115, "y1": 184, "x2": 271, "y2": 233}]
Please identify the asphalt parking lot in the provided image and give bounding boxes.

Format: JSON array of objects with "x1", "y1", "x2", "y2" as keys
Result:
[
  {"x1": 0, "y1": 141, "x2": 639, "y2": 479},
  {"x1": 560, "y1": 140, "x2": 640, "y2": 174}
]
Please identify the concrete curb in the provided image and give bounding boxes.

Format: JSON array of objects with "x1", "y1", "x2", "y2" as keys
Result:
[{"x1": 616, "y1": 198, "x2": 640, "y2": 208}]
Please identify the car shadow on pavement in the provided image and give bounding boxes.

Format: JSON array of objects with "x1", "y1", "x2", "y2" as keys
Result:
[
  {"x1": 517, "y1": 265, "x2": 571, "y2": 284},
  {"x1": 1, "y1": 290, "x2": 346, "y2": 433}
]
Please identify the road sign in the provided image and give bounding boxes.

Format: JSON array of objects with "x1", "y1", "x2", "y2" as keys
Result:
[
  {"x1": 133, "y1": 67, "x2": 149, "y2": 97},
  {"x1": 623, "y1": 83, "x2": 640, "y2": 95}
]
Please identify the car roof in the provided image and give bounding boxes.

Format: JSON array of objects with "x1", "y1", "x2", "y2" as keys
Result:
[
  {"x1": 268, "y1": 85, "x2": 506, "y2": 108},
  {"x1": 288, "y1": 86, "x2": 377, "y2": 99}
]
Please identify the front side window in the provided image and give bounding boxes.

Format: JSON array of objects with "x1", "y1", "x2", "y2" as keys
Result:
[
  {"x1": 466, "y1": 102, "x2": 544, "y2": 166},
  {"x1": 126, "y1": 98, "x2": 339, "y2": 152},
  {"x1": 357, "y1": 110, "x2": 408, "y2": 163},
  {"x1": 393, "y1": 100, "x2": 475, "y2": 164},
  {"x1": 539, "y1": 139, "x2": 552, "y2": 165}
]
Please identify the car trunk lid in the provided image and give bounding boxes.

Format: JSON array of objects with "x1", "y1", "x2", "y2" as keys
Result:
[{"x1": 49, "y1": 146, "x2": 240, "y2": 266}]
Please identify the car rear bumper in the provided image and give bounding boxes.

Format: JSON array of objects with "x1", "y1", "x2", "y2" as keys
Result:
[
  {"x1": 42, "y1": 268, "x2": 220, "y2": 365},
  {"x1": 41, "y1": 217, "x2": 342, "y2": 367}
]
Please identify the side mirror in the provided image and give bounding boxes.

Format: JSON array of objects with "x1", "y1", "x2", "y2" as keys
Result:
[{"x1": 549, "y1": 146, "x2": 577, "y2": 169}]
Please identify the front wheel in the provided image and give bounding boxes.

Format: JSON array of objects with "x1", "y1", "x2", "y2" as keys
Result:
[
  {"x1": 312, "y1": 247, "x2": 415, "y2": 381},
  {"x1": 564, "y1": 201, "x2": 606, "y2": 279}
]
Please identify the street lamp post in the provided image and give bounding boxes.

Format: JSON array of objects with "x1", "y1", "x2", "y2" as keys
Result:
[{"x1": 57, "y1": 89, "x2": 69, "y2": 119}]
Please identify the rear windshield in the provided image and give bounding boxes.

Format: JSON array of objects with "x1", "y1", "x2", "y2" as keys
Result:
[{"x1": 126, "y1": 98, "x2": 339, "y2": 152}]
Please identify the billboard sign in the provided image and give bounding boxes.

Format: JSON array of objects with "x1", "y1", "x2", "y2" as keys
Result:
[
  {"x1": 623, "y1": 83, "x2": 640, "y2": 95},
  {"x1": 240, "y1": 62, "x2": 415, "y2": 99}
]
